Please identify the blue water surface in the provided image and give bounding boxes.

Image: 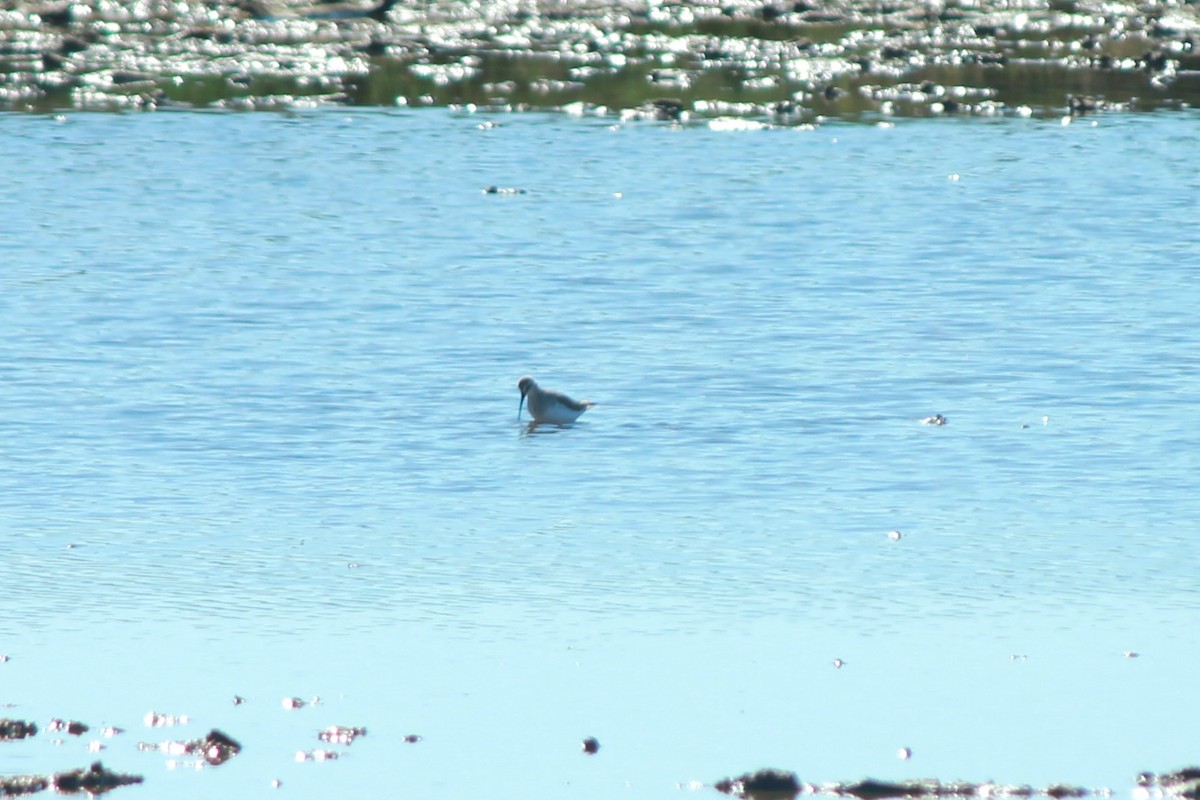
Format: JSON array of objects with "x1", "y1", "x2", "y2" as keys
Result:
[{"x1": 1, "y1": 108, "x2": 1199, "y2": 799}]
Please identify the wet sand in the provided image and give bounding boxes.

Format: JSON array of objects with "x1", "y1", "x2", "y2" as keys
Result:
[{"x1": 2, "y1": 0, "x2": 1198, "y2": 117}]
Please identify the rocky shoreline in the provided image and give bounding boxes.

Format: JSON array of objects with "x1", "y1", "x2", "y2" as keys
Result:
[
  {"x1": 1, "y1": 0, "x2": 1198, "y2": 118},
  {"x1": 716, "y1": 768, "x2": 1200, "y2": 800},
  {"x1": 4, "y1": 710, "x2": 1199, "y2": 799}
]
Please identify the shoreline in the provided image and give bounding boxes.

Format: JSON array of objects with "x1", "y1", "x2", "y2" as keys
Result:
[{"x1": 2, "y1": 0, "x2": 1199, "y2": 118}]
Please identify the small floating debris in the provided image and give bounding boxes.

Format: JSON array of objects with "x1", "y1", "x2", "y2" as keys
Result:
[
  {"x1": 921, "y1": 414, "x2": 948, "y2": 426},
  {"x1": 402, "y1": 734, "x2": 423, "y2": 744},
  {"x1": 319, "y1": 725, "x2": 367, "y2": 746},
  {"x1": 1122, "y1": 651, "x2": 1140, "y2": 659},
  {"x1": 482, "y1": 185, "x2": 526, "y2": 195},
  {"x1": 296, "y1": 748, "x2": 341, "y2": 762},
  {"x1": 233, "y1": 696, "x2": 246, "y2": 706},
  {"x1": 899, "y1": 747, "x2": 913, "y2": 760},
  {"x1": 281, "y1": 697, "x2": 307, "y2": 710},
  {"x1": 48, "y1": 719, "x2": 89, "y2": 736},
  {"x1": 0, "y1": 719, "x2": 38, "y2": 740},
  {"x1": 888, "y1": 530, "x2": 903, "y2": 541},
  {"x1": 51, "y1": 761, "x2": 143, "y2": 795},
  {"x1": 582, "y1": 736, "x2": 600, "y2": 755},
  {"x1": 833, "y1": 658, "x2": 846, "y2": 669},
  {"x1": 144, "y1": 710, "x2": 188, "y2": 728}
]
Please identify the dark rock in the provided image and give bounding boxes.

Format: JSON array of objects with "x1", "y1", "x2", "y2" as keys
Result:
[
  {"x1": 1067, "y1": 94, "x2": 1101, "y2": 115},
  {"x1": 48, "y1": 719, "x2": 90, "y2": 736},
  {"x1": 0, "y1": 774, "x2": 50, "y2": 796},
  {"x1": 367, "y1": 0, "x2": 400, "y2": 22},
  {"x1": 649, "y1": 97, "x2": 685, "y2": 120},
  {"x1": 51, "y1": 761, "x2": 143, "y2": 795},
  {"x1": 1159, "y1": 769, "x2": 1200, "y2": 788},
  {"x1": 1140, "y1": 50, "x2": 1170, "y2": 73},
  {"x1": 715, "y1": 769, "x2": 801, "y2": 799},
  {"x1": 58, "y1": 33, "x2": 91, "y2": 54},
  {"x1": 0, "y1": 719, "x2": 37, "y2": 741},
  {"x1": 36, "y1": 3, "x2": 75, "y2": 27},
  {"x1": 141, "y1": 728, "x2": 242, "y2": 766},
  {"x1": 199, "y1": 729, "x2": 242, "y2": 765},
  {"x1": 842, "y1": 779, "x2": 934, "y2": 799},
  {"x1": 1149, "y1": 768, "x2": 1200, "y2": 799},
  {"x1": 363, "y1": 38, "x2": 389, "y2": 57},
  {"x1": 110, "y1": 71, "x2": 154, "y2": 86},
  {"x1": 182, "y1": 27, "x2": 236, "y2": 44}
]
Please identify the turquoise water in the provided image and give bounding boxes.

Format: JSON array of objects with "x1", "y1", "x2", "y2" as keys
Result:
[{"x1": 2, "y1": 109, "x2": 1199, "y2": 799}]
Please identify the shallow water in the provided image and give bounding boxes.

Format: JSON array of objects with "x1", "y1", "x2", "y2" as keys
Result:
[{"x1": 2, "y1": 109, "x2": 1199, "y2": 799}]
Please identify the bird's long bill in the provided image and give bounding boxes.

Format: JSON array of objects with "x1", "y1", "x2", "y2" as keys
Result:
[{"x1": 518, "y1": 393, "x2": 525, "y2": 420}]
